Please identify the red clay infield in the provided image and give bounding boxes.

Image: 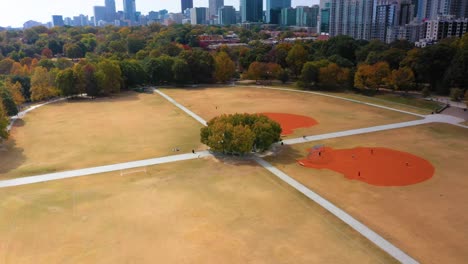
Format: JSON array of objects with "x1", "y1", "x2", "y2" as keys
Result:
[
  {"x1": 261, "y1": 113, "x2": 318, "y2": 135},
  {"x1": 298, "y1": 147, "x2": 435, "y2": 186}
]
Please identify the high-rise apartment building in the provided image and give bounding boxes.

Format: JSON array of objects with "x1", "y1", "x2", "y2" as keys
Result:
[
  {"x1": 281, "y1": 7, "x2": 296, "y2": 26},
  {"x1": 209, "y1": 0, "x2": 224, "y2": 18},
  {"x1": 123, "y1": 0, "x2": 136, "y2": 22},
  {"x1": 266, "y1": 0, "x2": 292, "y2": 23},
  {"x1": 182, "y1": 0, "x2": 194, "y2": 13},
  {"x1": 219, "y1": 6, "x2": 237, "y2": 25},
  {"x1": 190, "y1": 7, "x2": 208, "y2": 24},
  {"x1": 296, "y1": 5, "x2": 319, "y2": 27},
  {"x1": 52, "y1": 15, "x2": 64, "y2": 27},
  {"x1": 328, "y1": 0, "x2": 374, "y2": 40},
  {"x1": 94, "y1": 6, "x2": 107, "y2": 26},
  {"x1": 240, "y1": 0, "x2": 263, "y2": 22},
  {"x1": 372, "y1": 0, "x2": 398, "y2": 43},
  {"x1": 105, "y1": 0, "x2": 116, "y2": 22},
  {"x1": 320, "y1": 0, "x2": 331, "y2": 33}
]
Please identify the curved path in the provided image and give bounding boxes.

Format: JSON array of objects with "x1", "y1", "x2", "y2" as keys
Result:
[{"x1": 7, "y1": 98, "x2": 66, "y2": 131}]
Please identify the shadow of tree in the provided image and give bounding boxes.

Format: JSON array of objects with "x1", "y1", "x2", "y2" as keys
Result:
[
  {"x1": 263, "y1": 144, "x2": 307, "y2": 166},
  {"x1": 0, "y1": 138, "x2": 26, "y2": 176}
]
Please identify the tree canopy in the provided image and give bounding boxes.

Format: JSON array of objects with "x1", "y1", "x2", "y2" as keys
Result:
[{"x1": 201, "y1": 113, "x2": 282, "y2": 155}]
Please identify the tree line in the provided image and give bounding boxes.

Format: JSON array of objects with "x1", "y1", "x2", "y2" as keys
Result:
[{"x1": 1, "y1": 24, "x2": 467, "y2": 140}]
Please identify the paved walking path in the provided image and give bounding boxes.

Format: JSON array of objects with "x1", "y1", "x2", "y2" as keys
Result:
[
  {"x1": 250, "y1": 86, "x2": 426, "y2": 117},
  {"x1": 153, "y1": 89, "x2": 208, "y2": 126},
  {"x1": 0, "y1": 151, "x2": 212, "y2": 188},
  {"x1": 7, "y1": 98, "x2": 66, "y2": 131},
  {"x1": 283, "y1": 114, "x2": 466, "y2": 145},
  {"x1": 254, "y1": 157, "x2": 418, "y2": 264}
]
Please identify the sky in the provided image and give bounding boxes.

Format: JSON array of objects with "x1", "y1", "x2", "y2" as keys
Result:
[{"x1": 0, "y1": 0, "x2": 319, "y2": 28}]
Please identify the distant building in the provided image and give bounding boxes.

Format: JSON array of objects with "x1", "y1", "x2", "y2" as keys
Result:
[
  {"x1": 218, "y1": 6, "x2": 237, "y2": 25},
  {"x1": 296, "y1": 5, "x2": 319, "y2": 27},
  {"x1": 94, "y1": 6, "x2": 107, "y2": 26},
  {"x1": 266, "y1": 0, "x2": 291, "y2": 23},
  {"x1": 209, "y1": 0, "x2": 224, "y2": 18},
  {"x1": 64, "y1": 17, "x2": 72, "y2": 26},
  {"x1": 319, "y1": 0, "x2": 331, "y2": 33},
  {"x1": 52, "y1": 15, "x2": 64, "y2": 27},
  {"x1": 191, "y1": 7, "x2": 208, "y2": 25},
  {"x1": 182, "y1": 0, "x2": 193, "y2": 13},
  {"x1": 372, "y1": 0, "x2": 398, "y2": 43},
  {"x1": 105, "y1": 0, "x2": 116, "y2": 22},
  {"x1": 123, "y1": 0, "x2": 136, "y2": 22},
  {"x1": 424, "y1": 17, "x2": 468, "y2": 41},
  {"x1": 240, "y1": 0, "x2": 263, "y2": 22},
  {"x1": 23, "y1": 20, "x2": 42, "y2": 29},
  {"x1": 281, "y1": 7, "x2": 296, "y2": 26}
]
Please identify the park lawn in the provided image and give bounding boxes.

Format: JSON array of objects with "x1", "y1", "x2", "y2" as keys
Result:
[
  {"x1": 0, "y1": 158, "x2": 397, "y2": 264},
  {"x1": 0, "y1": 92, "x2": 205, "y2": 179},
  {"x1": 264, "y1": 123, "x2": 468, "y2": 264},
  {"x1": 160, "y1": 86, "x2": 419, "y2": 138},
  {"x1": 321, "y1": 91, "x2": 442, "y2": 115}
]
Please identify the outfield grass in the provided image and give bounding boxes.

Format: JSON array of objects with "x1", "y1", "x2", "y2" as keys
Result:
[
  {"x1": 0, "y1": 158, "x2": 397, "y2": 264},
  {"x1": 161, "y1": 86, "x2": 419, "y2": 138},
  {"x1": 319, "y1": 91, "x2": 442, "y2": 115},
  {"x1": 0, "y1": 92, "x2": 205, "y2": 179},
  {"x1": 265, "y1": 123, "x2": 468, "y2": 264}
]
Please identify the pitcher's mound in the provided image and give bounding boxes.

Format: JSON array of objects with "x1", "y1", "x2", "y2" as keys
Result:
[
  {"x1": 298, "y1": 147, "x2": 434, "y2": 186},
  {"x1": 261, "y1": 113, "x2": 318, "y2": 135}
]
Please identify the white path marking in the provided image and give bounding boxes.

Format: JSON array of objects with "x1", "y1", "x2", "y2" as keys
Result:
[
  {"x1": 0, "y1": 151, "x2": 212, "y2": 188},
  {"x1": 7, "y1": 98, "x2": 66, "y2": 131},
  {"x1": 254, "y1": 157, "x2": 419, "y2": 264},
  {"x1": 153, "y1": 89, "x2": 208, "y2": 126},
  {"x1": 249, "y1": 86, "x2": 426, "y2": 117}
]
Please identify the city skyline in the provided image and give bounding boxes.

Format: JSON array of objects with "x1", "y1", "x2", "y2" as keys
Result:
[{"x1": 0, "y1": 0, "x2": 318, "y2": 28}]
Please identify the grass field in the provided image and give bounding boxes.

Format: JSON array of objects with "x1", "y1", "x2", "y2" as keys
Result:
[
  {"x1": 0, "y1": 158, "x2": 397, "y2": 264},
  {"x1": 161, "y1": 86, "x2": 419, "y2": 138},
  {"x1": 320, "y1": 92, "x2": 443, "y2": 115},
  {"x1": 0, "y1": 92, "x2": 205, "y2": 179},
  {"x1": 265, "y1": 123, "x2": 468, "y2": 264}
]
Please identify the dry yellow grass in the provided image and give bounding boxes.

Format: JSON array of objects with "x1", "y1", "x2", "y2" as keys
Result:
[
  {"x1": 0, "y1": 158, "x2": 397, "y2": 264},
  {"x1": 0, "y1": 92, "x2": 205, "y2": 179},
  {"x1": 161, "y1": 86, "x2": 419, "y2": 138},
  {"x1": 265, "y1": 123, "x2": 468, "y2": 264}
]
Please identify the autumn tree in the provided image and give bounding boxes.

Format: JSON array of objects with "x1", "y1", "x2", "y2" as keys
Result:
[
  {"x1": 172, "y1": 59, "x2": 192, "y2": 85},
  {"x1": 0, "y1": 58, "x2": 15, "y2": 75},
  {"x1": 96, "y1": 59, "x2": 122, "y2": 95},
  {"x1": 286, "y1": 44, "x2": 308, "y2": 76},
  {"x1": 201, "y1": 113, "x2": 282, "y2": 154},
  {"x1": 389, "y1": 67, "x2": 415, "y2": 92},
  {"x1": 318, "y1": 63, "x2": 350, "y2": 89},
  {"x1": 299, "y1": 60, "x2": 330, "y2": 88},
  {"x1": 4, "y1": 79, "x2": 25, "y2": 106},
  {"x1": 354, "y1": 62, "x2": 390, "y2": 90},
  {"x1": 30, "y1": 67, "x2": 59, "y2": 101},
  {"x1": 56, "y1": 68, "x2": 77, "y2": 96},
  {"x1": 0, "y1": 102, "x2": 8, "y2": 141},
  {"x1": 214, "y1": 52, "x2": 236, "y2": 83},
  {"x1": 0, "y1": 87, "x2": 18, "y2": 116}
]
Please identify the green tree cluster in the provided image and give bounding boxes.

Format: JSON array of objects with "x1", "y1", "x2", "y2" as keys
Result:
[{"x1": 201, "y1": 113, "x2": 282, "y2": 154}]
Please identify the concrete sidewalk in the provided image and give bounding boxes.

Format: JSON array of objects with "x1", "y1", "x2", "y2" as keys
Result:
[{"x1": 0, "y1": 151, "x2": 212, "y2": 188}]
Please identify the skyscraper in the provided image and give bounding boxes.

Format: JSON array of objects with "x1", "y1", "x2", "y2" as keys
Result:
[
  {"x1": 94, "y1": 6, "x2": 107, "y2": 26},
  {"x1": 105, "y1": 0, "x2": 116, "y2": 22},
  {"x1": 123, "y1": 0, "x2": 136, "y2": 22},
  {"x1": 190, "y1": 7, "x2": 208, "y2": 24},
  {"x1": 182, "y1": 0, "x2": 194, "y2": 13},
  {"x1": 52, "y1": 15, "x2": 64, "y2": 27},
  {"x1": 266, "y1": 0, "x2": 292, "y2": 23},
  {"x1": 209, "y1": 0, "x2": 225, "y2": 18},
  {"x1": 328, "y1": 0, "x2": 374, "y2": 40},
  {"x1": 240, "y1": 0, "x2": 263, "y2": 22},
  {"x1": 281, "y1": 7, "x2": 296, "y2": 26},
  {"x1": 218, "y1": 6, "x2": 237, "y2": 25},
  {"x1": 296, "y1": 5, "x2": 319, "y2": 27}
]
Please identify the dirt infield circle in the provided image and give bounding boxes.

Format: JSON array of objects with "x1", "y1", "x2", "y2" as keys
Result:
[
  {"x1": 298, "y1": 147, "x2": 435, "y2": 186},
  {"x1": 261, "y1": 113, "x2": 318, "y2": 135}
]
